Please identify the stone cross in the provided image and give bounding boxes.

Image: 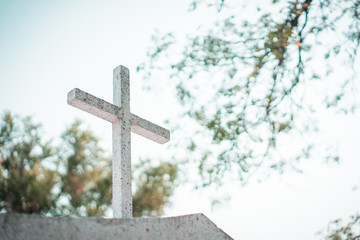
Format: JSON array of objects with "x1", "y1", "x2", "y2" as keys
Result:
[{"x1": 67, "y1": 65, "x2": 170, "y2": 218}]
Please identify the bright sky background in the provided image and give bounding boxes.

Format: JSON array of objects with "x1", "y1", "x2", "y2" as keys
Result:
[{"x1": 1, "y1": 1, "x2": 360, "y2": 239}]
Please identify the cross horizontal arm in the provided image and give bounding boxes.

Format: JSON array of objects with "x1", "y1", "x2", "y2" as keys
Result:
[
  {"x1": 67, "y1": 88, "x2": 121, "y2": 123},
  {"x1": 67, "y1": 88, "x2": 170, "y2": 144},
  {"x1": 130, "y1": 114, "x2": 170, "y2": 144}
]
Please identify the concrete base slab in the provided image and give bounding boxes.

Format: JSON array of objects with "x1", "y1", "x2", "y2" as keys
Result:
[{"x1": 0, "y1": 213, "x2": 233, "y2": 240}]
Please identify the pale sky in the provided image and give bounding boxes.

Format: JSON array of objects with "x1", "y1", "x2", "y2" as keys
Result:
[{"x1": 1, "y1": 1, "x2": 360, "y2": 239}]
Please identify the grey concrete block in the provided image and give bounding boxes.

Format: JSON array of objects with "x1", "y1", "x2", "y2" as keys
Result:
[{"x1": 0, "y1": 213, "x2": 233, "y2": 240}]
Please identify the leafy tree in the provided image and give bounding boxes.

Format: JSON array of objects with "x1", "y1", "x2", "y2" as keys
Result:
[
  {"x1": 140, "y1": 0, "x2": 359, "y2": 185},
  {"x1": 0, "y1": 112, "x2": 57, "y2": 214},
  {"x1": 59, "y1": 121, "x2": 177, "y2": 217},
  {"x1": 57, "y1": 120, "x2": 112, "y2": 217},
  {"x1": 58, "y1": 121, "x2": 178, "y2": 217},
  {"x1": 318, "y1": 214, "x2": 360, "y2": 240},
  {"x1": 133, "y1": 160, "x2": 178, "y2": 217},
  {"x1": 139, "y1": 0, "x2": 360, "y2": 237},
  {"x1": 0, "y1": 112, "x2": 178, "y2": 217}
]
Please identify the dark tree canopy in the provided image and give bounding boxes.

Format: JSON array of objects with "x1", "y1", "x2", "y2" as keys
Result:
[{"x1": 139, "y1": 0, "x2": 360, "y2": 186}]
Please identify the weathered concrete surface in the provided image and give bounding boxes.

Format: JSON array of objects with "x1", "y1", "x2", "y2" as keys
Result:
[
  {"x1": 67, "y1": 65, "x2": 170, "y2": 218},
  {"x1": 0, "y1": 213, "x2": 233, "y2": 240}
]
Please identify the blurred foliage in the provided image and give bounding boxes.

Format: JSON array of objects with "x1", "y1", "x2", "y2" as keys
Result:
[
  {"x1": 133, "y1": 159, "x2": 178, "y2": 217},
  {"x1": 0, "y1": 112, "x2": 56, "y2": 214},
  {"x1": 0, "y1": 112, "x2": 177, "y2": 217},
  {"x1": 56, "y1": 120, "x2": 112, "y2": 216},
  {"x1": 139, "y1": 0, "x2": 360, "y2": 185},
  {"x1": 318, "y1": 214, "x2": 360, "y2": 240},
  {"x1": 138, "y1": 0, "x2": 360, "y2": 237}
]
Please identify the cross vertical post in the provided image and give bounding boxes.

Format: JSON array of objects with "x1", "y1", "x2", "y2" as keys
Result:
[
  {"x1": 112, "y1": 66, "x2": 132, "y2": 218},
  {"x1": 67, "y1": 64, "x2": 170, "y2": 219}
]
